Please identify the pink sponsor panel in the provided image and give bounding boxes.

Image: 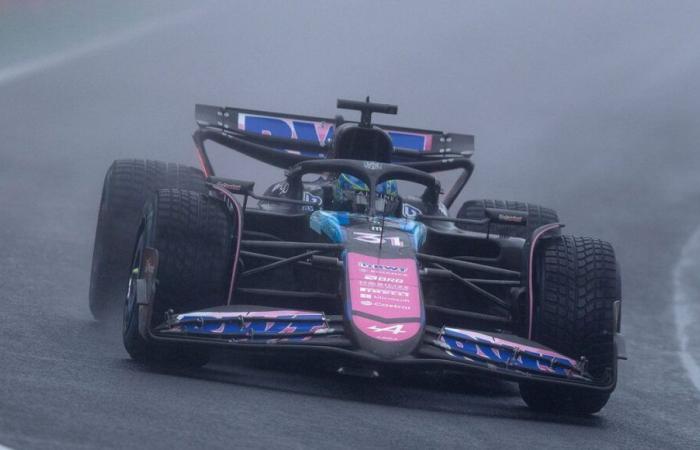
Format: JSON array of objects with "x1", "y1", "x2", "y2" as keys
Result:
[{"x1": 347, "y1": 252, "x2": 422, "y2": 342}]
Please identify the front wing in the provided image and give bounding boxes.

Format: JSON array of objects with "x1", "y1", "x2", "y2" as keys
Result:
[{"x1": 147, "y1": 306, "x2": 617, "y2": 392}]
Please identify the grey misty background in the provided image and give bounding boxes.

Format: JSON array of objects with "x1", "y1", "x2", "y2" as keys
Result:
[
  {"x1": 3, "y1": 0, "x2": 699, "y2": 239},
  {"x1": 1, "y1": 1, "x2": 700, "y2": 448}
]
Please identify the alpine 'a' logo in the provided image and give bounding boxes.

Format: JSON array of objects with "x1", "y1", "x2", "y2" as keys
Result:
[{"x1": 368, "y1": 324, "x2": 406, "y2": 335}]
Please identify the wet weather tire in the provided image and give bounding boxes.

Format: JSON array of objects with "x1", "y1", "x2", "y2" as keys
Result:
[
  {"x1": 89, "y1": 159, "x2": 207, "y2": 320},
  {"x1": 122, "y1": 232, "x2": 208, "y2": 367},
  {"x1": 456, "y1": 199, "x2": 558, "y2": 238},
  {"x1": 520, "y1": 235, "x2": 621, "y2": 415},
  {"x1": 122, "y1": 189, "x2": 236, "y2": 365}
]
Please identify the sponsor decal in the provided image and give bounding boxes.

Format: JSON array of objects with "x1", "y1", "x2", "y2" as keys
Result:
[
  {"x1": 303, "y1": 191, "x2": 322, "y2": 205},
  {"x1": 359, "y1": 287, "x2": 409, "y2": 297},
  {"x1": 302, "y1": 191, "x2": 322, "y2": 211},
  {"x1": 360, "y1": 300, "x2": 412, "y2": 311},
  {"x1": 402, "y1": 203, "x2": 422, "y2": 219},
  {"x1": 238, "y1": 113, "x2": 432, "y2": 151},
  {"x1": 360, "y1": 283, "x2": 407, "y2": 293},
  {"x1": 358, "y1": 261, "x2": 408, "y2": 272},
  {"x1": 239, "y1": 113, "x2": 334, "y2": 144},
  {"x1": 363, "y1": 161, "x2": 384, "y2": 170},
  {"x1": 362, "y1": 275, "x2": 404, "y2": 283},
  {"x1": 498, "y1": 213, "x2": 524, "y2": 223},
  {"x1": 368, "y1": 324, "x2": 407, "y2": 335},
  {"x1": 271, "y1": 181, "x2": 289, "y2": 194},
  {"x1": 352, "y1": 316, "x2": 421, "y2": 342}
]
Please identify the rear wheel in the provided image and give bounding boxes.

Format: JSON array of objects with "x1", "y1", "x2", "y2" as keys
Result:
[
  {"x1": 122, "y1": 189, "x2": 236, "y2": 365},
  {"x1": 456, "y1": 199, "x2": 558, "y2": 238},
  {"x1": 89, "y1": 159, "x2": 207, "y2": 320},
  {"x1": 520, "y1": 235, "x2": 621, "y2": 415}
]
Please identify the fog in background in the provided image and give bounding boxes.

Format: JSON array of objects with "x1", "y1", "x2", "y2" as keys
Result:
[
  {"x1": 4, "y1": 1, "x2": 700, "y2": 236},
  {"x1": 1, "y1": 1, "x2": 700, "y2": 448}
]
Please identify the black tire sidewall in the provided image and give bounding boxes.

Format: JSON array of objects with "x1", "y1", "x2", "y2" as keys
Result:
[
  {"x1": 521, "y1": 235, "x2": 619, "y2": 415},
  {"x1": 89, "y1": 160, "x2": 206, "y2": 320}
]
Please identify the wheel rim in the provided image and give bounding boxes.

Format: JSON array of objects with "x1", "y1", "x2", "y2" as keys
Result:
[{"x1": 123, "y1": 233, "x2": 144, "y2": 333}]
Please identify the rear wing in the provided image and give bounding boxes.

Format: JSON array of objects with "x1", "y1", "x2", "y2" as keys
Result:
[
  {"x1": 192, "y1": 103, "x2": 475, "y2": 208},
  {"x1": 195, "y1": 104, "x2": 474, "y2": 158}
]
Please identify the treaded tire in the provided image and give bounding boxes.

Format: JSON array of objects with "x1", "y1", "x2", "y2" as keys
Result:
[
  {"x1": 456, "y1": 199, "x2": 558, "y2": 238},
  {"x1": 520, "y1": 235, "x2": 620, "y2": 415},
  {"x1": 89, "y1": 160, "x2": 207, "y2": 320},
  {"x1": 122, "y1": 188, "x2": 235, "y2": 365}
]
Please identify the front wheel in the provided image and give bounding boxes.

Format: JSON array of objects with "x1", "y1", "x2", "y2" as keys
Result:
[
  {"x1": 122, "y1": 225, "x2": 209, "y2": 367},
  {"x1": 89, "y1": 159, "x2": 207, "y2": 320},
  {"x1": 520, "y1": 235, "x2": 620, "y2": 415},
  {"x1": 122, "y1": 188, "x2": 236, "y2": 365}
]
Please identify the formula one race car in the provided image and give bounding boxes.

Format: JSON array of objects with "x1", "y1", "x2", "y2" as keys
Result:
[{"x1": 89, "y1": 98, "x2": 624, "y2": 415}]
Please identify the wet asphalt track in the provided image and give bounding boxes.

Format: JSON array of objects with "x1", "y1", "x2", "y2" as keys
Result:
[{"x1": 1, "y1": 2, "x2": 700, "y2": 448}]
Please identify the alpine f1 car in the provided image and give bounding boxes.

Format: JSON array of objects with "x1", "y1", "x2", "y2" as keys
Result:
[{"x1": 89, "y1": 98, "x2": 624, "y2": 414}]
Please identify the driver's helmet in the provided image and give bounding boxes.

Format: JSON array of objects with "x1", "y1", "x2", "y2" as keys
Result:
[{"x1": 333, "y1": 173, "x2": 399, "y2": 214}]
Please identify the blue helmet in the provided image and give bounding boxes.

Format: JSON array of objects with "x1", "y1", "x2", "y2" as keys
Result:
[{"x1": 334, "y1": 173, "x2": 398, "y2": 214}]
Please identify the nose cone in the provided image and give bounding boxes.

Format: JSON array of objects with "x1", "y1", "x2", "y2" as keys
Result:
[{"x1": 344, "y1": 251, "x2": 425, "y2": 360}]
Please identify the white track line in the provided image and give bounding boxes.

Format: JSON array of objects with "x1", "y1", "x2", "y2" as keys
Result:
[
  {"x1": 0, "y1": 443, "x2": 14, "y2": 450},
  {"x1": 0, "y1": 7, "x2": 205, "y2": 87},
  {"x1": 672, "y1": 225, "x2": 700, "y2": 392}
]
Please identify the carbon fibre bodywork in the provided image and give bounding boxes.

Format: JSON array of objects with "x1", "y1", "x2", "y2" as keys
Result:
[
  {"x1": 130, "y1": 99, "x2": 620, "y2": 396},
  {"x1": 139, "y1": 195, "x2": 616, "y2": 392}
]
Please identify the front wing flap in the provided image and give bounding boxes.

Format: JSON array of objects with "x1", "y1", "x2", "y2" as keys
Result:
[{"x1": 150, "y1": 307, "x2": 613, "y2": 391}]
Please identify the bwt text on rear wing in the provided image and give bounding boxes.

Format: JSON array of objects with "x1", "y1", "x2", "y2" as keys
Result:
[{"x1": 194, "y1": 104, "x2": 475, "y2": 158}]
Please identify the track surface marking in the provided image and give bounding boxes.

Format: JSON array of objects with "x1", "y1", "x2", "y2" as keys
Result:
[
  {"x1": 0, "y1": 8, "x2": 204, "y2": 87},
  {"x1": 672, "y1": 225, "x2": 700, "y2": 392}
]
